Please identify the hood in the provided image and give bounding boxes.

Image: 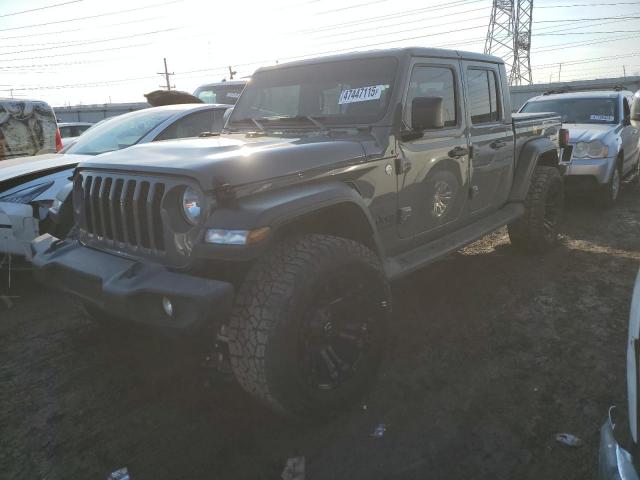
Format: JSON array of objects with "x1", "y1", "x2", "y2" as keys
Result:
[
  {"x1": 566, "y1": 123, "x2": 617, "y2": 144},
  {"x1": 0, "y1": 153, "x2": 90, "y2": 183},
  {"x1": 78, "y1": 132, "x2": 377, "y2": 191},
  {"x1": 627, "y1": 269, "x2": 640, "y2": 443}
]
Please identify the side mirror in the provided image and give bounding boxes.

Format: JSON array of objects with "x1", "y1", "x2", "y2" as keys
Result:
[{"x1": 411, "y1": 96, "x2": 445, "y2": 130}]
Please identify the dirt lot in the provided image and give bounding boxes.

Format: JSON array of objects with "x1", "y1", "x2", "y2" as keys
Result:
[{"x1": 1, "y1": 183, "x2": 639, "y2": 480}]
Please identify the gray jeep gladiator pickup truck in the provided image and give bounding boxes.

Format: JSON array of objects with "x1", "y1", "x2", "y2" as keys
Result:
[{"x1": 31, "y1": 48, "x2": 566, "y2": 417}]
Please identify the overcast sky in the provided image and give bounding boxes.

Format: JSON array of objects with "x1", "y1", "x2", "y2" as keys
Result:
[{"x1": 1, "y1": 0, "x2": 639, "y2": 106}]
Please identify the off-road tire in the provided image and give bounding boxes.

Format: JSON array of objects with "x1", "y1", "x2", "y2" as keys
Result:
[
  {"x1": 228, "y1": 234, "x2": 391, "y2": 418},
  {"x1": 508, "y1": 166, "x2": 564, "y2": 253},
  {"x1": 598, "y1": 161, "x2": 622, "y2": 207}
]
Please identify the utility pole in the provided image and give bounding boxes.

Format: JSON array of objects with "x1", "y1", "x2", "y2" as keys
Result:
[
  {"x1": 157, "y1": 57, "x2": 175, "y2": 90},
  {"x1": 228, "y1": 66, "x2": 237, "y2": 80},
  {"x1": 623, "y1": 65, "x2": 627, "y2": 79},
  {"x1": 558, "y1": 63, "x2": 563, "y2": 82},
  {"x1": 9, "y1": 88, "x2": 13, "y2": 99}
]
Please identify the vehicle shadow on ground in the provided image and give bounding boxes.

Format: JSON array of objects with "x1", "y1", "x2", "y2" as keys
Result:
[{"x1": 1, "y1": 187, "x2": 638, "y2": 480}]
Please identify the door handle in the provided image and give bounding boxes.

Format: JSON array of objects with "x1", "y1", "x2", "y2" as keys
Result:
[
  {"x1": 448, "y1": 146, "x2": 469, "y2": 158},
  {"x1": 490, "y1": 139, "x2": 507, "y2": 149},
  {"x1": 633, "y1": 129, "x2": 638, "y2": 134}
]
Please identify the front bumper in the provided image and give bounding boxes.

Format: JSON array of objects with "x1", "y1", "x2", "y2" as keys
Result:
[
  {"x1": 0, "y1": 202, "x2": 38, "y2": 258},
  {"x1": 31, "y1": 234, "x2": 234, "y2": 330},
  {"x1": 599, "y1": 411, "x2": 639, "y2": 480},
  {"x1": 565, "y1": 155, "x2": 616, "y2": 185}
]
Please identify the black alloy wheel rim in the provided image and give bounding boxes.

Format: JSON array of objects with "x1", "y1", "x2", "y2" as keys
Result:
[{"x1": 299, "y1": 267, "x2": 386, "y2": 392}]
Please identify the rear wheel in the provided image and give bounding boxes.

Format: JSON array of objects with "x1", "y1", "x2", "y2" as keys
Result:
[
  {"x1": 228, "y1": 234, "x2": 391, "y2": 418},
  {"x1": 508, "y1": 166, "x2": 564, "y2": 253}
]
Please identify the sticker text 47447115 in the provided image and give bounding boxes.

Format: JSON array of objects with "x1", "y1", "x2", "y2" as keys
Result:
[{"x1": 338, "y1": 85, "x2": 385, "y2": 105}]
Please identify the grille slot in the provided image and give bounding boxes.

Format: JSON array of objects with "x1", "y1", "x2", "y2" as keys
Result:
[{"x1": 78, "y1": 174, "x2": 167, "y2": 254}]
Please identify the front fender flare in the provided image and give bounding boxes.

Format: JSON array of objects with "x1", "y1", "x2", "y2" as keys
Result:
[{"x1": 199, "y1": 182, "x2": 383, "y2": 259}]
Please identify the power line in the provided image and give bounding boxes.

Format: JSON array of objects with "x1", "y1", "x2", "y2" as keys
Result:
[
  {"x1": 312, "y1": 9, "x2": 489, "y2": 39},
  {"x1": 2, "y1": 42, "x2": 154, "y2": 62},
  {"x1": 0, "y1": 16, "x2": 163, "y2": 46},
  {"x1": 317, "y1": 0, "x2": 388, "y2": 15},
  {"x1": 537, "y1": 15, "x2": 640, "y2": 23},
  {"x1": 0, "y1": 0, "x2": 183, "y2": 32},
  {"x1": 294, "y1": 0, "x2": 487, "y2": 34},
  {"x1": 0, "y1": 0, "x2": 83, "y2": 18},
  {"x1": 0, "y1": 28, "x2": 179, "y2": 56},
  {"x1": 536, "y1": 1, "x2": 640, "y2": 7}
]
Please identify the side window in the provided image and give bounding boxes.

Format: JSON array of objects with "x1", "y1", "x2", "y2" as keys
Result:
[
  {"x1": 59, "y1": 126, "x2": 73, "y2": 138},
  {"x1": 155, "y1": 110, "x2": 224, "y2": 141},
  {"x1": 467, "y1": 68, "x2": 501, "y2": 124},
  {"x1": 405, "y1": 66, "x2": 457, "y2": 128}
]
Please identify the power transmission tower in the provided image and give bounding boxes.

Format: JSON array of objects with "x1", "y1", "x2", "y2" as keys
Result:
[
  {"x1": 157, "y1": 57, "x2": 175, "y2": 90},
  {"x1": 485, "y1": 0, "x2": 533, "y2": 86}
]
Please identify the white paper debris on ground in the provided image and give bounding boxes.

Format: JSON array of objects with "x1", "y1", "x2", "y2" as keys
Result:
[
  {"x1": 107, "y1": 467, "x2": 131, "y2": 480},
  {"x1": 281, "y1": 456, "x2": 305, "y2": 480},
  {"x1": 371, "y1": 423, "x2": 386, "y2": 439},
  {"x1": 555, "y1": 433, "x2": 583, "y2": 448}
]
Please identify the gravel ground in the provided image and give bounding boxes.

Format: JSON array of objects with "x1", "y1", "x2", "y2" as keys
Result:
[{"x1": 1, "y1": 182, "x2": 639, "y2": 480}]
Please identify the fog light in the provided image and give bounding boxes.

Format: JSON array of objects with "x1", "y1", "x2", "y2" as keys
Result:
[{"x1": 162, "y1": 297, "x2": 174, "y2": 317}]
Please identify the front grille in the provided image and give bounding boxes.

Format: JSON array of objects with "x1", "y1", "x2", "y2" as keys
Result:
[{"x1": 76, "y1": 173, "x2": 166, "y2": 253}]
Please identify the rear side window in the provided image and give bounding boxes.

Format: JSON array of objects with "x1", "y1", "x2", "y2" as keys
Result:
[
  {"x1": 467, "y1": 68, "x2": 501, "y2": 124},
  {"x1": 155, "y1": 109, "x2": 226, "y2": 141},
  {"x1": 405, "y1": 66, "x2": 457, "y2": 128},
  {"x1": 59, "y1": 126, "x2": 74, "y2": 138}
]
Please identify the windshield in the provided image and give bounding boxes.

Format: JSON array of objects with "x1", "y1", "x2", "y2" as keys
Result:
[
  {"x1": 229, "y1": 57, "x2": 398, "y2": 129},
  {"x1": 521, "y1": 97, "x2": 619, "y2": 124},
  {"x1": 64, "y1": 109, "x2": 176, "y2": 155},
  {"x1": 194, "y1": 84, "x2": 245, "y2": 104}
]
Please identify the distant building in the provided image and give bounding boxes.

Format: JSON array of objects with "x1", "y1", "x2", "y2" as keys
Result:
[
  {"x1": 510, "y1": 76, "x2": 640, "y2": 111},
  {"x1": 53, "y1": 102, "x2": 149, "y2": 123}
]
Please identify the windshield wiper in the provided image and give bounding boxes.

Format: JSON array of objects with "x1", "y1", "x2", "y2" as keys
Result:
[
  {"x1": 260, "y1": 115, "x2": 328, "y2": 130},
  {"x1": 230, "y1": 117, "x2": 265, "y2": 131}
]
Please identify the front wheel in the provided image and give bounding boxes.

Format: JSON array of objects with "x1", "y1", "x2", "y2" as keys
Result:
[
  {"x1": 508, "y1": 166, "x2": 564, "y2": 253},
  {"x1": 228, "y1": 234, "x2": 391, "y2": 418},
  {"x1": 598, "y1": 163, "x2": 622, "y2": 207}
]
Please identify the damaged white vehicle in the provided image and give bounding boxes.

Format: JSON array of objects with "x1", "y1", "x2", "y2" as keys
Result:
[{"x1": 0, "y1": 103, "x2": 231, "y2": 264}]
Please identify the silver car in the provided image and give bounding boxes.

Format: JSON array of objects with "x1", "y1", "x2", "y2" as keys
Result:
[
  {"x1": 599, "y1": 269, "x2": 640, "y2": 479},
  {"x1": 520, "y1": 90, "x2": 640, "y2": 205}
]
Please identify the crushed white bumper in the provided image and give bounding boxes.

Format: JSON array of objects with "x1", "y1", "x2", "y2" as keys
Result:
[{"x1": 0, "y1": 202, "x2": 38, "y2": 259}]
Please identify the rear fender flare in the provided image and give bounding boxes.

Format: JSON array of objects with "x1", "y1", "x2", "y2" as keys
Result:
[{"x1": 509, "y1": 138, "x2": 560, "y2": 202}]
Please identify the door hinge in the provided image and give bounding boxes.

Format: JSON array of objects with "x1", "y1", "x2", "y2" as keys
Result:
[{"x1": 394, "y1": 157, "x2": 411, "y2": 175}]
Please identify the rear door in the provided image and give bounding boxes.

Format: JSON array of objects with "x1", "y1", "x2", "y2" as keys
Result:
[
  {"x1": 396, "y1": 58, "x2": 470, "y2": 242},
  {"x1": 462, "y1": 62, "x2": 514, "y2": 215}
]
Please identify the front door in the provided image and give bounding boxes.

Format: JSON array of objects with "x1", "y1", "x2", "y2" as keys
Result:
[
  {"x1": 396, "y1": 59, "x2": 470, "y2": 242},
  {"x1": 462, "y1": 63, "x2": 514, "y2": 215},
  {"x1": 622, "y1": 95, "x2": 640, "y2": 175}
]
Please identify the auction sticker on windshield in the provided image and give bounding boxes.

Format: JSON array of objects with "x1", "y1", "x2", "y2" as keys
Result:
[
  {"x1": 338, "y1": 85, "x2": 385, "y2": 105},
  {"x1": 590, "y1": 114, "x2": 614, "y2": 121}
]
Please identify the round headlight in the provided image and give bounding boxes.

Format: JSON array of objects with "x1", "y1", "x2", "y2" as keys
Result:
[{"x1": 181, "y1": 186, "x2": 202, "y2": 225}]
